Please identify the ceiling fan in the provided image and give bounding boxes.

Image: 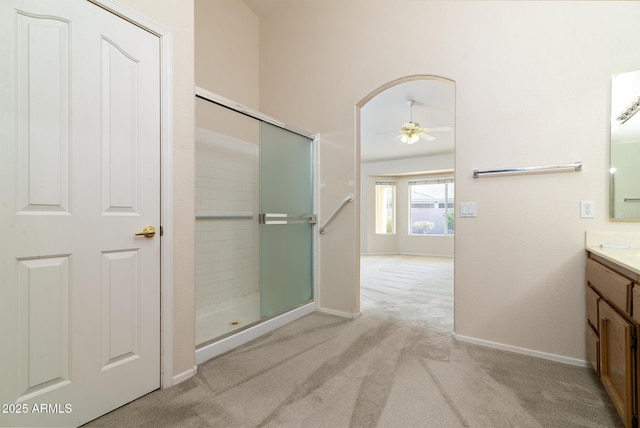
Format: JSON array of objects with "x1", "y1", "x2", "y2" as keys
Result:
[{"x1": 377, "y1": 99, "x2": 451, "y2": 144}]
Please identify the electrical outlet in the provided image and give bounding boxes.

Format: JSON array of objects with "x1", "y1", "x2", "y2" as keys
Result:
[{"x1": 580, "y1": 201, "x2": 594, "y2": 218}]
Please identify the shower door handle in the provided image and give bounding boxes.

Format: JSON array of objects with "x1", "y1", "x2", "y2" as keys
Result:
[{"x1": 258, "y1": 213, "x2": 317, "y2": 225}]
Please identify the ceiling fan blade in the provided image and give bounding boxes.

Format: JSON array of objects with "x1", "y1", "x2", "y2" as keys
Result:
[
  {"x1": 419, "y1": 133, "x2": 436, "y2": 141},
  {"x1": 373, "y1": 130, "x2": 398, "y2": 135},
  {"x1": 422, "y1": 126, "x2": 452, "y2": 132}
]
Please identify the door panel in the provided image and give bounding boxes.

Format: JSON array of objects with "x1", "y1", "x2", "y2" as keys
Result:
[
  {"x1": 259, "y1": 123, "x2": 314, "y2": 318},
  {"x1": 102, "y1": 36, "x2": 141, "y2": 213},
  {"x1": 18, "y1": 257, "x2": 71, "y2": 396},
  {"x1": 0, "y1": 1, "x2": 160, "y2": 426},
  {"x1": 101, "y1": 250, "x2": 141, "y2": 367},
  {"x1": 16, "y1": 12, "x2": 71, "y2": 213}
]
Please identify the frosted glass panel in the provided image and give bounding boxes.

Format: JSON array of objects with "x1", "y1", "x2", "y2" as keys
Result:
[
  {"x1": 260, "y1": 123, "x2": 313, "y2": 318},
  {"x1": 259, "y1": 124, "x2": 313, "y2": 214}
]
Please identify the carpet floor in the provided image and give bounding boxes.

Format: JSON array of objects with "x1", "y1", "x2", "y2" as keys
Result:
[{"x1": 85, "y1": 255, "x2": 622, "y2": 427}]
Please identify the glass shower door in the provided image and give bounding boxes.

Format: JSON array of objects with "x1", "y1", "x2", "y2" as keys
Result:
[{"x1": 259, "y1": 122, "x2": 314, "y2": 318}]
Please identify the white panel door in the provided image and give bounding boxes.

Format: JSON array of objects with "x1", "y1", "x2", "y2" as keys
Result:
[{"x1": 0, "y1": 1, "x2": 161, "y2": 426}]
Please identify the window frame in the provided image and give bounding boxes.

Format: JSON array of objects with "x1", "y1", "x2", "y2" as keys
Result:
[
  {"x1": 374, "y1": 180, "x2": 396, "y2": 235},
  {"x1": 408, "y1": 177, "x2": 454, "y2": 236}
]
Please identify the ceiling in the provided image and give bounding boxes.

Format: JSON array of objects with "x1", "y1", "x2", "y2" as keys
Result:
[
  {"x1": 242, "y1": 0, "x2": 285, "y2": 18},
  {"x1": 360, "y1": 79, "x2": 455, "y2": 163}
]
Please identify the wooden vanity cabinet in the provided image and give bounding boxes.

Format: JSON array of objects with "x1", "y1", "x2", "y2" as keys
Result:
[
  {"x1": 587, "y1": 252, "x2": 639, "y2": 428},
  {"x1": 599, "y1": 298, "x2": 635, "y2": 426},
  {"x1": 586, "y1": 285, "x2": 600, "y2": 373}
]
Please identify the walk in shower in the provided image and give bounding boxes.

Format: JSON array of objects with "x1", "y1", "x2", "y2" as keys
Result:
[{"x1": 194, "y1": 88, "x2": 316, "y2": 359}]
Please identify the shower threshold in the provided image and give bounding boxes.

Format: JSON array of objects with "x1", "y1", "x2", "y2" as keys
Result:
[{"x1": 195, "y1": 301, "x2": 315, "y2": 365}]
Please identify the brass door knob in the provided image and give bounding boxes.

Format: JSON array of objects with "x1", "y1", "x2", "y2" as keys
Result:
[{"x1": 134, "y1": 225, "x2": 156, "y2": 238}]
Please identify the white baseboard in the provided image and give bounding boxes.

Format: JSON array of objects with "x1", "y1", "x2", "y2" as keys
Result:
[
  {"x1": 317, "y1": 307, "x2": 359, "y2": 319},
  {"x1": 172, "y1": 365, "x2": 198, "y2": 386},
  {"x1": 454, "y1": 334, "x2": 590, "y2": 368},
  {"x1": 195, "y1": 302, "x2": 316, "y2": 366},
  {"x1": 361, "y1": 252, "x2": 453, "y2": 259}
]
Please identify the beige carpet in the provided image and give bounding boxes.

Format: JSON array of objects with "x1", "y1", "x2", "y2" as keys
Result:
[
  {"x1": 360, "y1": 254, "x2": 453, "y2": 333},
  {"x1": 86, "y1": 256, "x2": 622, "y2": 427}
]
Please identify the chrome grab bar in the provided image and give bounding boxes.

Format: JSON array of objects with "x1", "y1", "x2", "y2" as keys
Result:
[
  {"x1": 624, "y1": 198, "x2": 640, "y2": 202},
  {"x1": 258, "y1": 213, "x2": 317, "y2": 225},
  {"x1": 473, "y1": 161, "x2": 582, "y2": 178},
  {"x1": 196, "y1": 212, "x2": 254, "y2": 219},
  {"x1": 319, "y1": 194, "x2": 354, "y2": 235}
]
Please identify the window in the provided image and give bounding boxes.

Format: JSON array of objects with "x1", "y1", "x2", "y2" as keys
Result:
[
  {"x1": 375, "y1": 180, "x2": 396, "y2": 234},
  {"x1": 409, "y1": 178, "x2": 454, "y2": 235}
]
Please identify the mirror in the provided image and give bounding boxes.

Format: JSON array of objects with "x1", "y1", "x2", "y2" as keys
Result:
[{"x1": 610, "y1": 70, "x2": 640, "y2": 220}]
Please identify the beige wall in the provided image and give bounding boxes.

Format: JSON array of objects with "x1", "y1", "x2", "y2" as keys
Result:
[
  {"x1": 256, "y1": 0, "x2": 640, "y2": 361},
  {"x1": 195, "y1": 0, "x2": 259, "y2": 109},
  {"x1": 116, "y1": 0, "x2": 195, "y2": 379}
]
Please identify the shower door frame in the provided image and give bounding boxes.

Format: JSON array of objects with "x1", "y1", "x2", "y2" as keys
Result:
[{"x1": 194, "y1": 86, "x2": 318, "y2": 365}]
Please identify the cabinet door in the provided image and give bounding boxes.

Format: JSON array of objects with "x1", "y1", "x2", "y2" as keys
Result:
[
  {"x1": 587, "y1": 286, "x2": 600, "y2": 332},
  {"x1": 599, "y1": 299, "x2": 635, "y2": 427},
  {"x1": 587, "y1": 325, "x2": 600, "y2": 375}
]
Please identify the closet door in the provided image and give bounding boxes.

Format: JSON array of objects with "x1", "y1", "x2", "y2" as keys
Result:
[{"x1": 0, "y1": 1, "x2": 161, "y2": 426}]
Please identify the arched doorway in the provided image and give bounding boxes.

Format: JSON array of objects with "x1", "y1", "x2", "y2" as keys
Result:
[{"x1": 355, "y1": 75, "x2": 455, "y2": 333}]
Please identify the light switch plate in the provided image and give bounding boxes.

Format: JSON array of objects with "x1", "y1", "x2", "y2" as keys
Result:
[{"x1": 460, "y1": 202, "x2": 477, "y2": 218}]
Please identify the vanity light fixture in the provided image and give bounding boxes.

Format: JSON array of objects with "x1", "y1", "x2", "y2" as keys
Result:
[{"x1": 616, "y1": 96, "x2": 640, "y2": 124}]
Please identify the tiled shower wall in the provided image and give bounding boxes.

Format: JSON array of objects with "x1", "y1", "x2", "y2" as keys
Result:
[{"x1": 195, "y1": 129, "x2": 259, "y2": 316}]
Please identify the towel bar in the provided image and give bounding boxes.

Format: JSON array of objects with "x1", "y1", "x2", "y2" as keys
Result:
[{"x1": 473, "y1": 161, "x2": 582, "y2": 178}]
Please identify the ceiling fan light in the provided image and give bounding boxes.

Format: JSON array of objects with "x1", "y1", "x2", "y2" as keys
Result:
[{"x1": 401, "y1": 133, "x2": 419, "y2": 144}]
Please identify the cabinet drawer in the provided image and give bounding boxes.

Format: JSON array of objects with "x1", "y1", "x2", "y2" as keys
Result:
[
  {"x1": 587, "y1": 258, "x2": 633, "y2": 316},
  {"x1": 586, "y1": 324, "x2": 600, "y2": 375},
  {"x1": 587, "y1": 286, "x2": 600, "y2": 332}
]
